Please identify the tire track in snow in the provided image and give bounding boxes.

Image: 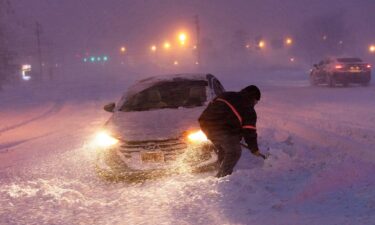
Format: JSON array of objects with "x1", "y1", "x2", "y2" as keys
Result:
[{"x1": 0, "y1": 101, "x2": 65, "y2": 135}]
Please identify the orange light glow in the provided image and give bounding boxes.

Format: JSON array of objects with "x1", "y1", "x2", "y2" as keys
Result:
[
  {"x1": 285, "y1": 38, "x2": 293, "y2": 45},
  {"x1": 164, "y1": 42, "x2": 171, "y2": 49},
  {"x1": 178, "y1": 33, "x2": 187, "y2": 45},
  {"x1": 258, "y1": 40, "x2": 265, "y2": 48}
]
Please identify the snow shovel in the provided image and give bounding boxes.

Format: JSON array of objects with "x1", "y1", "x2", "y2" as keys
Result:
[{"x1": 240, "y1": 143, "x2": 268, "y2": 160}]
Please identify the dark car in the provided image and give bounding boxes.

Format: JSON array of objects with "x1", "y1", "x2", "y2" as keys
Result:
[
  {"x1": 309, "y1": 57, "x2": 371, "y2": 87},
  {"x1": 94, "y1": 73, "x2": 225, "y2": 181}
]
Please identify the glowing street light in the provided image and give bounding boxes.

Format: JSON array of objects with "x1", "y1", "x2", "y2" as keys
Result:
[
  {"x1": 285, "y1": 37, "x2": 293, "y2": 45},
  {"x1": 178, "y1": 32, "x2": 187, "y2": 45},
  {"x1": 164, "y1": 41, "x2": 171, "y2": 50},
  {"x1": 150, "y1": 45, "x2": 157, "y2": 52},
  {"x1": 120, "y1": 46, "x2": 126, "y2": 53},
  {"x1": 369, "y1": 45, "x2": 375, "y2": 53},
  {"x1": 258, "y1": 40, "x2": 265, "y2": 49},
  {"x1": 174, "y1": 60, "x2": 179, "y2": 65},
  {"x1": 290, "y1": 57, "x2": 295, "y2": 62}
]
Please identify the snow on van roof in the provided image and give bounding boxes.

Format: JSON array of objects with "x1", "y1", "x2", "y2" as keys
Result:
[{"x1": 125, "y1": 73, "x2": 209, "y2": 99}]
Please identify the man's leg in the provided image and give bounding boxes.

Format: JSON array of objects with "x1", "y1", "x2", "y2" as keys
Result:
[
  {"x1": 215, "y1": 136, "x2": 242, "y2": 178},
  {"x1": 211, "y1": 142, "x2": 225, "y2": 166}
]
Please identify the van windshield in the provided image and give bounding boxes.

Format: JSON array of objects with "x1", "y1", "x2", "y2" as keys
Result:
[{"x1": 120, "y1": 80, "x2": 208, "y2": 112}]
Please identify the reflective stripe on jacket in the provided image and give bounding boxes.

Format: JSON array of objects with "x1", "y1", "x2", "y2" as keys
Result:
[{"x1": 198, "y1": 91, "x2": 259, "y2": 151}]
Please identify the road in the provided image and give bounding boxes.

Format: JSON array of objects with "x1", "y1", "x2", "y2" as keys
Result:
[{"x1": 0, "y1": 74, "x2": 374, "y2": 225}]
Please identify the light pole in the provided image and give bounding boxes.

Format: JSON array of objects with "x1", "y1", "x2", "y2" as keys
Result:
[{"x1": 194, "y1": 15, "x2": 200, "y2": 65}]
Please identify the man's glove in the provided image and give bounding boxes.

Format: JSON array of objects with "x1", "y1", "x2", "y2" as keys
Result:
[{"x1": 252, "y1": 149, "x2": 267, "y2": 160}]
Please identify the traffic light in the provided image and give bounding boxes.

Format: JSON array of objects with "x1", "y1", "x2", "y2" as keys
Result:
[{"x1": 83, "y1": 55, "x2": 109, "y2": 63}]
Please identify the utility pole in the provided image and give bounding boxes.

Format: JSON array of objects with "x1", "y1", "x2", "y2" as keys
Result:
[
  {"x1": 0, "y1": 0, "x2": 13, "y2": 89},
  {"x1": 35, "y1": 21, "x2": 43, "y2": 81},
  {"x1": 194, "y1": 15, "x2": 201, "y2": 66}
]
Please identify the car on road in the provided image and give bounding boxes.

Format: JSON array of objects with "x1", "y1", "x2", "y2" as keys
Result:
[
  {"x1": 309, "y1": 57, "x2": 371, "y2": 87},
  {"x1": 94, "y1": 73, "x2": 225, "y2": 181}
]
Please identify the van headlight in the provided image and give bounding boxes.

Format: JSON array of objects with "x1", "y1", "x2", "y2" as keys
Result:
[
  {"x1": 187, "y1": 130, "x2": 208, "y2": 143},
  {"x1": 94, "y1": 131, "x2": 119, "y2": 147}
]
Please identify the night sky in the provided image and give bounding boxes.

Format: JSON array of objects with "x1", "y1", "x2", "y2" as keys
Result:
[{"x1": 9, "y1": 0, "x2": 375, "y2": 59}]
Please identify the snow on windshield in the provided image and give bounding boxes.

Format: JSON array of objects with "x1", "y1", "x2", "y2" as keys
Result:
[{"x1": 120, "y1": 80, "x2": 208, "y2": 111}]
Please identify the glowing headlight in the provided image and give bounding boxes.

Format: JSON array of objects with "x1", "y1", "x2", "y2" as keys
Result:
[
  {"x1": 187, "y1": 130, "x2": 208, "y2": 143},
  {"x1": 95, "y1": 131, "x2": 119, "y2": 147}
]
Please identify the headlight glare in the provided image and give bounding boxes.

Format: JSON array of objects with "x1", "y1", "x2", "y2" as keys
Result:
[
  {"x1": 187, "y1": 130, "x2": 208, "y2": 143},
  {"x1": 95, "y1": 131, "x2": 119, "y2": 147}
]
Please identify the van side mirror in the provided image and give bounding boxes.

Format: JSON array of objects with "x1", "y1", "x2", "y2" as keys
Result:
[{"x1": 104, "y1": 102, "x2": 116, "y2": 112}]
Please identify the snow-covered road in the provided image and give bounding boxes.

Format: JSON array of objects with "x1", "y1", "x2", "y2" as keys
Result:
[{"x1": 0, "y1": 72, "x2": 374, "y2": 225}]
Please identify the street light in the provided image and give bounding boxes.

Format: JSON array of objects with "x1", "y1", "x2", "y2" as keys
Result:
[
  {"x1": 150, "y1": 45, "x2": 157, "y2": 52},
  {"x1": 164, "y1": 41, "x2": 171, "y2": 50},
  {"x1": 285, "y1": 37, "x2": 293, "y2": 45},
  {"x1": 120, "y1": 46, "x2": 126, "y2": 53},
  {"x1": 369, "y1": 45, "x2": 375, "y2": 53},
  {"x1": 178, "y1": 32, "x2": 187, "y2": 45},
  {"x1": 258, "y1": 40, "x2": 265, "y2": 49}
]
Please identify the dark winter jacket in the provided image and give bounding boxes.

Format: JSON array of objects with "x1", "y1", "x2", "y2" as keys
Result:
[{"x1": 198, "y1": 91, "x2": 259, "y2": 152}]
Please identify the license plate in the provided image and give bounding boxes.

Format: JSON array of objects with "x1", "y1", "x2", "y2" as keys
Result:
[{"x1": 141, "y1": 152, "x2": 164, "y2": 163}]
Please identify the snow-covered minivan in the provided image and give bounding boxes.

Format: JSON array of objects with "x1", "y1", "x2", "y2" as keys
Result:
[{"x1": 94, "y1": 73, "x2": 225, "y2": 181}]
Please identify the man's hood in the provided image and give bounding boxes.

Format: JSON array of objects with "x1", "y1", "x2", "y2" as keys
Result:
[{"x1": 105, "y1": 107, "x2": 205, "y2": 141}]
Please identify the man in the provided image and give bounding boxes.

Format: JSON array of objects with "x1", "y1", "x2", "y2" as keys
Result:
[{"x1": 199, "y1": 85, "x2": 265, "y2": 178}]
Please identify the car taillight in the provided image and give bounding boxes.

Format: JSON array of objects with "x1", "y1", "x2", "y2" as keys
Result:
[
  {"x1": 335, "y1": 64, "x2": 344, "y2": 69},
  {"x1": 367, "y1": 64, "x2": 371, "y2": 69}
]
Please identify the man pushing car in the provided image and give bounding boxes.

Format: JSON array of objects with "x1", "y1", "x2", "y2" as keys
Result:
[{"x1": 198, "y1": 85, "x2": 266, "y2": 178}]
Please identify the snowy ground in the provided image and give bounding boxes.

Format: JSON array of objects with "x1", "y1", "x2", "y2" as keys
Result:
[{"x1": 0, "y1": 68, "x2": 374, "y2": 225}]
